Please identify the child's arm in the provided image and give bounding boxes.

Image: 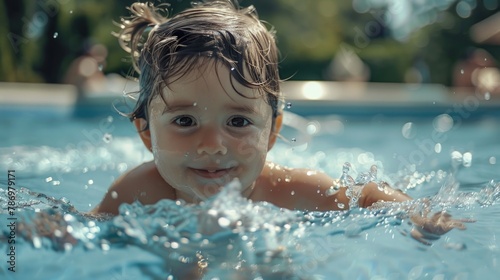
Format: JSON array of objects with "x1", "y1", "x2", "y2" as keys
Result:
[
  {"x1": 259, "y1": 165, "x2": 410, "y2": 211},
  {"x1": 265, "y1": 165, "x2": 471, "y2": 244},
  {"x1": 358, "y1": 181, "x2": 412, "y2": 207}
]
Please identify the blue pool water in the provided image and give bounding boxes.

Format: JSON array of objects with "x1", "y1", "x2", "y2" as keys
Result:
[{"x1": 1, "y1": 103, "x2": 500, "y2": 279}]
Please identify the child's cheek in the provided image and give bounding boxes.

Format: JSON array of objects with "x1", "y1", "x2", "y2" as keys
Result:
[
  {"x1": 233, "y1": 131, "x2": 269, "y2": 163},
  {"x1": 152, "y1": 148, "x2": 185, "y2": 189}
]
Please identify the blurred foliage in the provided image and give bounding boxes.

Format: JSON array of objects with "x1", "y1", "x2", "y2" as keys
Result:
[{"x1": 1, "y1": 0, "x2": 499, "y2": 85}]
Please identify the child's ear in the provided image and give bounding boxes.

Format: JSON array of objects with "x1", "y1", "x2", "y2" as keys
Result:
[
  {"x1": 268, "y1": 113, "x2": 283, "y2": 151},
  {"x1": 133, "y1": 118, "x2": 152, "y2": 152}
]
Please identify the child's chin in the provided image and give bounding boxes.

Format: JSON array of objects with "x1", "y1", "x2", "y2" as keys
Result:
[{"x1": 192, "y1": 185, "x2": 223, "y2": 200}]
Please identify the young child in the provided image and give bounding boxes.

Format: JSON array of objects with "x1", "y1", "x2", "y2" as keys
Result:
[{"x1": 92, "y1": 1, "x2": 468, "y2": 243}]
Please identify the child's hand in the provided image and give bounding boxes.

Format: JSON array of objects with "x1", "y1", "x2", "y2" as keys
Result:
[{"x1": 409, "y1": 210, "x2": 474, "y2": 245}]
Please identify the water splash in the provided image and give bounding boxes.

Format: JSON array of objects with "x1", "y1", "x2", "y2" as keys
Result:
[
  {"x1": 197, "y1": 179, "x2": 298, "y2": 234},
  {"x1": 2, "y1": 112, "x2": 500, "y2": 278},
  {"x1": 336, "y1": 162, "x2": 386, "y2": 209},
  {"x1": 1, "y1": 165, "x2": 500, "y2": 278},
  {"x1": 0, "y1": 138, "x2": 150, "y2": 176}
]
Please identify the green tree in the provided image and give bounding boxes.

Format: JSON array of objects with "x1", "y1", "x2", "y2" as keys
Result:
[{"x1": 1, "y1": 0, "x2": 498, "y2": 85}]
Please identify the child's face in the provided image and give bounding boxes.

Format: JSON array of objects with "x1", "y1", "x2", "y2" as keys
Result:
[{"x1": 146, "y1": 62, "x2": 274, "y2": 202}]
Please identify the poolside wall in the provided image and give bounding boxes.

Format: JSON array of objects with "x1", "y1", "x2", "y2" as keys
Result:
[{"x1": 1, "y1": 81, "x2": 498, "y2": 118}]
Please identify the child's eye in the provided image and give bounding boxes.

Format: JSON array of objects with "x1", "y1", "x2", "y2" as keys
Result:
[
  {"x1": 173, "y1": 116, "x2": 196, "y2": 127},
  {"x1": 227, "y1": 116, "x2": 251, "y2": 127}
]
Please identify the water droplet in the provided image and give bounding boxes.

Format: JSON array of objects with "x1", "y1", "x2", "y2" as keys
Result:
[
  {"x1": 193, "y1": 102, "x2": 197, "y2": 106},
  {"x1": 485, "y1": 92, "x2": 491, "y2": 100},
  {"x1": 463, "y1": 152, "x2": 472, "y2": 167},
  {"x1": 218, "y1": 217, "x2": 231, "y2": 227},
  {"x1": 53, "y1": 32, "x2": 58, "y2": 38},
  {"x1": 230, "y1": 67, "x2": 235, "y2": 71},
  {"x1": 306, "y1": 170, "x2": 317, "y2": 176},
  {"x1": 286, "y1": 102, "x2": 292, "y2": 109},
  {"x1": 111, "y1": 191, "x2": 118, "y2": 199},
  {"x1": 291, "y1": 137, "x2": 296, "y2": 143},
  {"x1": 33, "y1": 237, "x2": 42, "y2": 248},
  {"x1": 70, "y1": 10, "x2": 73, "y2": 14},
  {"x1": 451, "y1": 151, "x2": 462, "y2": 161},
  {"x1": 325, "y1": 187, "x2": 336, "y2": 196},
  {"x1": 290, "y1": 191, "x2": 295, "y2": 195},
  {"x1": 54, "y1": 229, "x2": 63, "y2": 238},
  {"x1": 117, "y1": 163, "x2": 128, "y2": 172},
  {"x1": 433, "y1": 114, "x2": 454, "y2": 132},
  {"x1": 45, "y1": 177, "x2": 53, "y2": 182},
  {"x1": 103, "y1": 133, "x2": 113, "y2": 143},
  {"x1": 489, "y1": 157, "x2": 496, "y2": 164},
  {"x1": 107, "y1": 116, "x2": 114, "y2": 122},
  {"x1": 306, "y1": 122, "x2": 319, "y2": 135},
  {"x1": 52, "y1": 180, "x2": 61, "y2": 186},
  {"x1": 434, "y1": 143, "x2": 442, "y2": 153},
  {"x1": 184, "y1": 152, "x2": 189, "y2": 157},
  {"x1": 101, "y1": 243, "x2": 110, "y2": 251},
  {"x1": 451, "y1": 151, "x2": 463, "y2": 169},
  {"x1": 460, "y1": 69, "x2": 464, "y2": 74},
  {"x1": 98, "y1": 64, "x2": 103, "y2": 71},
  {"x1": 88, "y1": 179, "x2": 94, "y2": 185},
  {"x1": 337, "y1": 203, "x2": 345, "y2": 209},
  {"x1": 401, "y1": 122, "x2": 416, "y2": 139},
  {"x1": 285, "y1": 175, "x2": 292, "y2": 182}
]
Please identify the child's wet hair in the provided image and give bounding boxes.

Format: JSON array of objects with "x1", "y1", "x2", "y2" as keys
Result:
[{"x1": 118, "y1": 1, "x2": 282, "y2": 129}]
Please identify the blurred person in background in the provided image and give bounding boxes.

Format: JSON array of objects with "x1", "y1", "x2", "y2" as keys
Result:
[
  {"x1": 452, "y1": 48, "x2": 500, "y2": 96},
  {"x1": 63, "y1": 41, "x2": 108, "y2": 97}
]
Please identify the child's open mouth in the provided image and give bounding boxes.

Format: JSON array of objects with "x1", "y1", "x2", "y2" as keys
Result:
[{"x1": 190, "y1": 167, "x2": 234, "y2": 179}]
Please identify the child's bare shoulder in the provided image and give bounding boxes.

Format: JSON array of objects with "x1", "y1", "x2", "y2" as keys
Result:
[
  {"x1": 261, "y1": 162, "x2": 336, "y2": 188},
  {"x1": 256, "y1": 162, "x2": 348, "y2": 211},
  {"x1": 93, "y1": 161, "x2": 175, "y2": 214}
]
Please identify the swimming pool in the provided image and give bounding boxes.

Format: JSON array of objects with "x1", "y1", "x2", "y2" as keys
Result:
[{"x1": 1, "y1": 93, "x2": 500, "y2": 279}]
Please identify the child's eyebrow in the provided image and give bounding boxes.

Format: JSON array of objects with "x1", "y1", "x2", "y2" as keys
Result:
[
  {"x1": 226, "y1": 104, "x2": 259, "y2": 115},
  {"x1": 162, "y1": 103, "x2": 196, "y2": 114},
  {"x1": 162, "y1": 102, "x2": 259, "y2": 115}
]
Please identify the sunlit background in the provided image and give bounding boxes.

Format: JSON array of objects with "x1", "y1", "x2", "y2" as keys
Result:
[{"x1": 1, "y1": 0, "x2": 499, "y2": 91}]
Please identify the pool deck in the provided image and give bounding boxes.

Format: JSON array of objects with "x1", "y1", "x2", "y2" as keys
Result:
[
  {"x1": 282, "y1": 81, "x2": 500, "y2": 118},
  {"x1": 1, "y1": 81, "x2": 499, "y2": 118}
]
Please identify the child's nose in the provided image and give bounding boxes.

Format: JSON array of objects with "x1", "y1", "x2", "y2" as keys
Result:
[{"x1": 197, "y1": 126, "x2": 228, "y2": 155}]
